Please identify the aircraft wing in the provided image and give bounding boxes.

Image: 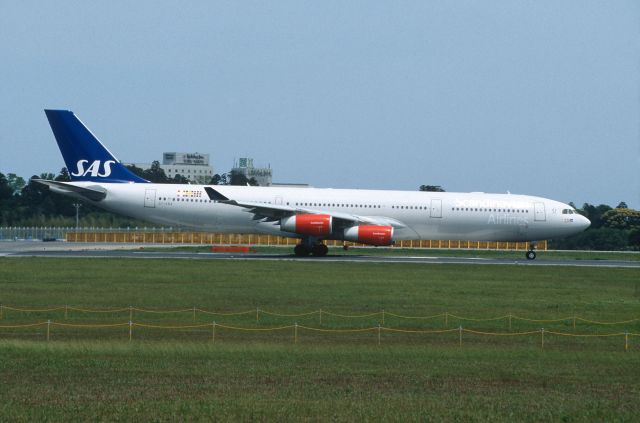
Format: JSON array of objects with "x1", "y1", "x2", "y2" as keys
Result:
[
  {"x1": 34, "y1": 179, "x2": 107, "y2": 201},
  {"x1": 204, "y1": 187, "x2": 407, "y2": 228}
]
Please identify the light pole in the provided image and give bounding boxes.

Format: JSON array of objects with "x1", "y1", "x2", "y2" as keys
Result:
[{"x1": 74, "y1": 203, "x2": 82, "y2": 229}]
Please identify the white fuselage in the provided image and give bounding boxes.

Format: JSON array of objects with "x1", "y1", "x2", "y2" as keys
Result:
[{"x1": 66, "y1": 183, "x2": 590, "y2": 242}]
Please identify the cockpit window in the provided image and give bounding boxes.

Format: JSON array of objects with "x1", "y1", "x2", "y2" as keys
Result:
[{"x1": 562, "y1": 209, "x2": 575, "y2": 215}]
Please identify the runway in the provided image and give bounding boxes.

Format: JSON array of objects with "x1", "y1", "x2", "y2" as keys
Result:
[{"x1": 1, "y1": 241, "x2": 639, "y2": 268}]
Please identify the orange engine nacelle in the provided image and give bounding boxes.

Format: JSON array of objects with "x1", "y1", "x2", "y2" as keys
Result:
[
  {"x1": 343, "y1": 225, "x2": 394, "y2": 246},
  {"x1": 281, "y1": 214, "x2": 333, "y2": 236}
]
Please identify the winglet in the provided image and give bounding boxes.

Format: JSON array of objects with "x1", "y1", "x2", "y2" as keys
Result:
[{"x1": 204, "y1": 187, "x2": 230, "y2": 202}]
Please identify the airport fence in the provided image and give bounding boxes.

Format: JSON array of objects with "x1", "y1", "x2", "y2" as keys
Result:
[
  {"x1": 0, "y1": 305, "x2": 636, "y2": 350},
  {"x1": 0, "y1": 226, "x2": 547, "y2": 250},
  {"x1": 0, "y1": 226, "x2": 72, "y2": 241},
  {"x1": 0, "y1": 226, "x2": 176, "y2": 242},
  {"x1": 0, "y1": 320, "x2": 636, "y2": 351},
  {"x1": 2, "y1": 305, "x2": 638, "y2": 328}
]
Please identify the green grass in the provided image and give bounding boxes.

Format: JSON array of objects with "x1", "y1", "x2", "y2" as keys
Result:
[
  {"x1": 1, "y1": 341, "x2": 639, "y2": 421},
  {"x1": 1, "y1": 258, "x2": 638, "y2": 319},
  {"x1": 1, "y1": 258, "x2": 639, "y2": 420}
]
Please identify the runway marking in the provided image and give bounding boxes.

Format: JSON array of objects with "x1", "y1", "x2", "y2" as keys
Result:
[{"x1": 1, "y1": 249, "x2": 639, "y2": 268}]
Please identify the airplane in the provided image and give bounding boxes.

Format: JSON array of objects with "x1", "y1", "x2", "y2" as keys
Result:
[{"x1": 37, "y1": 109, "x2": 590, "y2": 259}]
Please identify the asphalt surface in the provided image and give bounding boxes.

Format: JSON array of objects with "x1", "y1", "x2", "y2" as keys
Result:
[{"x1": 1, "y1": 241, "x2": 639, "y2": 268}]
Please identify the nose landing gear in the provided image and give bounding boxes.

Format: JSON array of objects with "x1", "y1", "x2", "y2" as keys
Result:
[{"x1": 525, "y1": 242, "x2": 537, "y2": 260}]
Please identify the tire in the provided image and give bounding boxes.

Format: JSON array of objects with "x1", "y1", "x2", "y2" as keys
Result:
[
  {"x1": 526, "y1": 250, "x2": 536, "y2": 260},
  {"x1": 312, "y1": 244, "x2": 329, "y2": 257},
  {"x1": 294, "y1": 244, "x2": 310, "y2": 257}
]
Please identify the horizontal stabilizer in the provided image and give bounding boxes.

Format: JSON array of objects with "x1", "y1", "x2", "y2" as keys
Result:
[{"x1": 34, "y1": 180, "x2": 107, "y2": 201}]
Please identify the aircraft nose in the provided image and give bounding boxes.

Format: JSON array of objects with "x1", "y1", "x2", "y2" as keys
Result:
[{"x1": 578, "y1": 215, "x2": 591, "y2": 230}]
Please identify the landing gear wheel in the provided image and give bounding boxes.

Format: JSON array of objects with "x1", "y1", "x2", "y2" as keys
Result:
[
  {"x1": 312, "y1": 243, "x2": 329, "y2": 257},
  {"x1": 525, "y1": 250, "x2": 536, "y2": 260},
  {"x1": 294, "y1": 244, "x2": 311, "y2": 257}
]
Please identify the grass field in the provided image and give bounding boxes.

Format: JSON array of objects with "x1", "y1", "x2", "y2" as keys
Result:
[{"x1": 1, "y1": 257, "x2": 639, "y2": 421}]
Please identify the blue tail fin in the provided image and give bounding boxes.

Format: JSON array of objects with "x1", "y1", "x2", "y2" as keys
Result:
[{"x1": 44, "y1": 110, "x2": 148, "y2": 183}]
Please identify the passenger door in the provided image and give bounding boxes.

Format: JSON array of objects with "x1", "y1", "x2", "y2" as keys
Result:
[
  {"x1": 534, "y1": 202, "x2": 546, "y2": 221},
  {"x1": 430, "y1": 199, "x2": 442, "y2": 218},
  {"x1": 144, "y1": 189, "x2": 156, "y2": 208}
]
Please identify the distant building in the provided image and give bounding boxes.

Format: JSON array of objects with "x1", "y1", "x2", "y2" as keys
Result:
[
  {"x1": 161, "y1": 153, "x2": 214, "y2": 184},
  {"x1": 232, "y1": 157, "x2": 273, "y2": 186},
  {"x1": 129, "y1": 152, "x2": 214, "y2": 184}
]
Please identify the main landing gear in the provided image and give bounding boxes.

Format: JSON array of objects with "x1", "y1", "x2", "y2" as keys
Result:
[
  {"x1": 525, "y1": 241, "x2": 537, "y2": 260},
  {"x1": 294, "y1": 240, "x2": 328, "y2": 257}
]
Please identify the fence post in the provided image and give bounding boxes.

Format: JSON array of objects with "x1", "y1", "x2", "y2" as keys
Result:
[
  {"x1": 294, "y1": 323, "x2": 298, "y2": 344},
  {"x1": 319, "y1": 308, "x2": 322, "y2": 326},
  {"x1": 459, "y1": 326, "x2": 463, "y2": 347},
  {"x1": 508, "y1": 314, "x2": 512, "y2": 331},
  {"x1": 47, "y1": 320, "x2": 51, "y2": 341},
  {"x1": 129, "y1": 321, "x2": 133, "y2": 341},
  {"x1": 382, "y1": 309, "x2": 385, "y2": 325},
  {"x1": 573, "y1": 316, "x2": 576, "y2": 330},
  {"x1": 212, "y1": 321, "x2": 216, "y2": 344},
  {"x1": 0, "y1": 304, "x2": 2, "y2": 320},
  {"x1": 378, "y1": 324, "x2": 381, "y2": 346},
  {"x1": 625, "y1": 332, "x2": 629, "y2": 352},
  {"x1": 444, "y1": 312, "x2": 448, "y2": 328},
  {"x1": 129, "y1": 306, "x2": 133, "y2": 321},
  {"x1": 193, "y1": 306, "x2": 196, "y2": 322},
  {"x1": 65, "y1": 305, "x2": 68, "y2": 320},
  {"x1": 541, "y1": 328, "x2": 544, "y2": 350},
  {"x1": 256, "y1": 307, "x2": 259, "y2": 323}
]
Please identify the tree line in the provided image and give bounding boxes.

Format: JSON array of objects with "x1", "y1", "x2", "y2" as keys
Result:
[
  {"x1": 549, "y1": 202, "x2": 640, "y2": 251},
  {"x1": 0, "y1": 169, "x2": 149, "y2": 228},
  {"x1": 1, "y1": 169, "x2": 638, "y2": 250},
  {"x1": 0, "y1": 165, "x2": 258, "y2": 228},
  {"x1": 126, "y1": 161, "x2": 258, "y2": 186}
]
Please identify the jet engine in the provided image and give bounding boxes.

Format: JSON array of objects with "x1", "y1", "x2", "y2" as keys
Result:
[
  {"x1": 280, "y1": 214, "x2": 333, "y2": 236},
  {"x1": 343, "y1": 225, "x2": 394, "y2": 246}
]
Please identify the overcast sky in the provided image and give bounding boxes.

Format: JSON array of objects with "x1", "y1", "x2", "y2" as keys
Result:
[{"x1": 1, "y1": 1, "x2": 638, "y2": 208}]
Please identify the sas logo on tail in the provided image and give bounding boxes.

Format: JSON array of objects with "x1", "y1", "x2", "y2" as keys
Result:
[{"x1": 71, "y1": 160, "x2": 116, "y2": 177}]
